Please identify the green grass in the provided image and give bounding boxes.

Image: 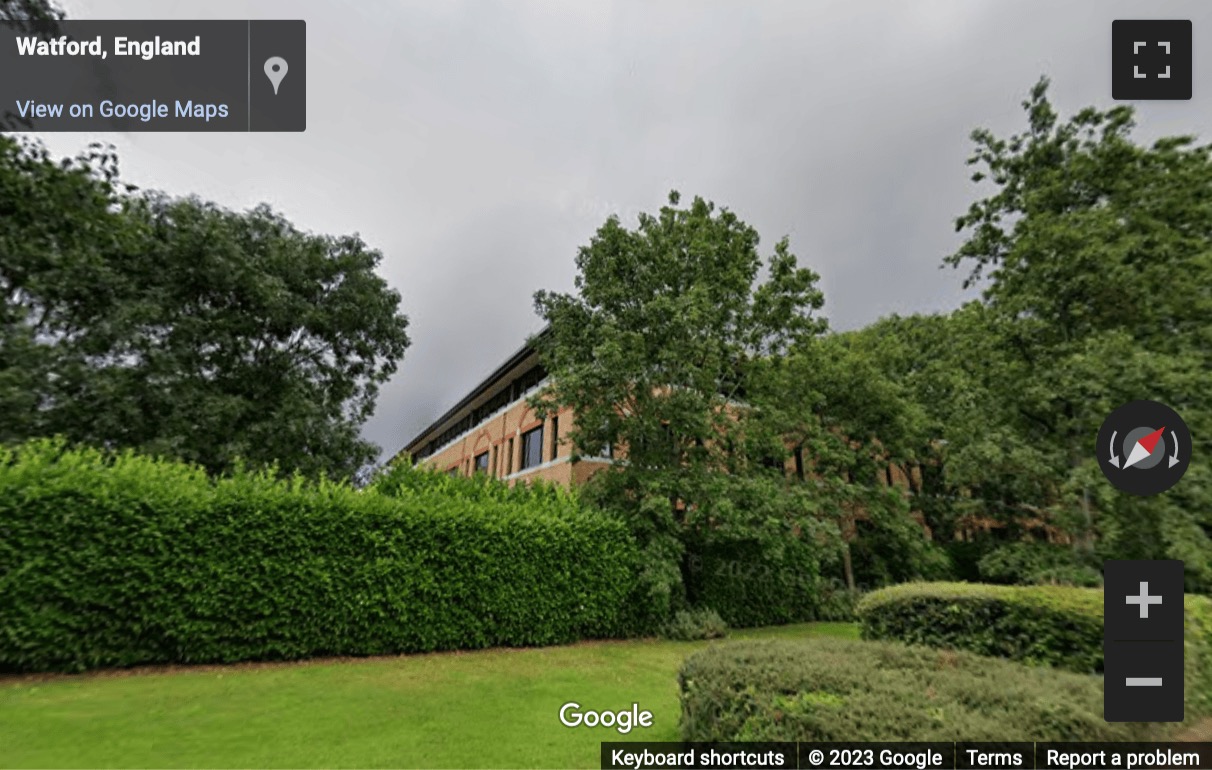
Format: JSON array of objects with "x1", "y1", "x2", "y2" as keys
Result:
[{"x1": 0, "y1": 623, "x2": 857, "y2": 769}]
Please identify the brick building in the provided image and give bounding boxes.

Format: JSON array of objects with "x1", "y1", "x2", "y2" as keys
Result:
[
  {"x1": 397, "y1": 329, "x2": 920, "y2": 491},
  {"x1": 397, "y1": 331, "x2": 614, "y2": 486}
]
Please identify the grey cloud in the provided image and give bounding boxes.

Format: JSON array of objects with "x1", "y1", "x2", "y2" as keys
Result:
[{"x1": 34, "y1": 0, "x2": 1212, "y2": 460}]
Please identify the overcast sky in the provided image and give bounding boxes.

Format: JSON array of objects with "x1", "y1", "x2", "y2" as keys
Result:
[{"x1": 34, "y1": 0, "x2": 1212, "y2": 462}]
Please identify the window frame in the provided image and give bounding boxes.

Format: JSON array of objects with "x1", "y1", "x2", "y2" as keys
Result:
[{"x1": 520, "y1": 425, "x2": 544, "y2": 471}]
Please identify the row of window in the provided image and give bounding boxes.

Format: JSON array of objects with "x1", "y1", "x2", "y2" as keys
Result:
[
  {"x1": 455, "y1": 416, "x2": 561, "y2": 479},
  {"x1": 419, "y1": 364, "x2": 549, "y2": 460}
]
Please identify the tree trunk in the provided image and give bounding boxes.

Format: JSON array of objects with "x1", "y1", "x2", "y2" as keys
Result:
[{"x1": 841, "y1": 543, "x2": 856, "y2": 592}]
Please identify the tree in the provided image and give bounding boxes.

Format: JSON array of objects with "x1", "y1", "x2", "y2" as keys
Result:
[
  {"x1": 531, "y1": 191, "x2": 827, "y2": 616},
  {"x1": 755, "y1": 326, "x2": 948, "y2": 590},
  {"x1": 944, "y1": 77, "x2": 1212, "y2": 590},
  {"x1": 0, "y1": 136, "x2": 411, "y2": 479}
]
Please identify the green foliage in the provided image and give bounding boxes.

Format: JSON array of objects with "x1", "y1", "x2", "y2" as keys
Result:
[
  {"x1": 0, "y1": 136, "x2": 410, "y2": 480},
  {"x1": 856, "y1": 582, "x2": 1212, "y2": 717},
  {"x1": 659, "y1": 608, "x2": 728, "y2": 641},
  {"x1": 836, "y1": 81, "x2": 1212, "y2": 590},
  {"x1": 754, "y1": 322, "x2": 949, "y2": 593},
  {"x1": 370, "y1": 456, "x2": 580, "y2": 512},
  {"x1": 678, "y1": 637, "x2": 1176, "y2": 742},
  {"x1": 0, "y1": 440, "x2": 639, "y2": 673},
  {"x1": 686, "y1": 532, "x2": 822, "y2": 628},
  {"x1": 938, "y1": 77, "x2": 1212, "y2": 589},
  {"x1": 532, "y1": 191, "x2": 829, "y2": 617},
  {"x1": 684, "y1": 474, "x2": 829, "y2": 627},
  {"x1": 857, "y1": 582, "x2": 1104, "y2": 672},
  {"x1": 582, "y1": 468, "x2": 830, "y2": 629},
  {"x1": 977, "y1": 542, "x2": 1102, "y2": 587},
  {"x1": 813, "y1": 579, "x2": 862, "y2": 622}
]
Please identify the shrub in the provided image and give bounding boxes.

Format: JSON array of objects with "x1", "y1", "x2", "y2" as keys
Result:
[
  {"x1": 977, "y1": 542, "x2": 1101, "y2": 587},
  {"x1": 685, "y1": 533, "x2": 822, "y2": 628},
  {"x1": 370, "y1": 459, "x2": 579, "y2": 511},
  {"x1": 856, "y1": 582, "x2": 1212, "y2": 719},
  {"x1": 660, "y1": 608, "x2": 728, "y2": 641},
  {"x1": 678, "y1": 637, "x2": 1180, "y2": 741},
  {"x1": 846, "y1": 488, "x2": 954, "y2": 586},
  {"x1": 814, "y1": 579, "x2": 861, "y2": 622},
  {"x1": 584, "y1": 470, "x2": 829, "y2": 631},
  {"x1": 857, "y1": 582, "x2": 1105, "y2": 672},
  {"x1": 0, "y1": 440, "x2": 641, "y2": 673}
]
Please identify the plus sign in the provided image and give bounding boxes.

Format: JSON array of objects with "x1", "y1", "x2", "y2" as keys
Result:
[{"x1": 1126, "y1": 581, "x2": 1163, "y2": 618}]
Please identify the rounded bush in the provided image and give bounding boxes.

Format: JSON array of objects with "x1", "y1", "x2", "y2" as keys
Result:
[
  {"x1": 857, "y1": 582, "x2": 1105, "y2": 672},
  {"x1": 678, "y1": 637, "x2": 1182, "y2": 742},
  {"x1": 856, "y1": 581, "x2": 1212, "y2": 719}
]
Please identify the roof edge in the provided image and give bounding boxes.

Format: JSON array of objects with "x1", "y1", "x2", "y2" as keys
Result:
[{"x1": 393, "y1": 325, "x2": 551, "y2": 461}]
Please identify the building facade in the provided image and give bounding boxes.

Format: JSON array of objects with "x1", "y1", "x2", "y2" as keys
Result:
[
  {"x1": 399, "y1": 332, "x2": 1063, "y2": 548},
  {"x1": 397, "y1": 334, "x2": 613, "y2": 486},
  {"x1": 398, "y1": 331, "x2": 917, "y2": 491}
]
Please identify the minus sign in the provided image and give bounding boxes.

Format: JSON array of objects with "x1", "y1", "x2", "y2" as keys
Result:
[{"x1": 1125, "y1": 677, "x2": 1163, "y2": 686}]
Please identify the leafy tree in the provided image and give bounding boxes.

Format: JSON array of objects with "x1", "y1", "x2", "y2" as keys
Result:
[
  {"x1": 756, "y1": 327, "x2": 948, "y2": 589},
  {"x1": 531, "y1": 191, "x2": 827, "y2": 616},
  {"x1": 944, "y1": 77, "x2": 1212, "y2": 590},
  {"x1": 0, "y1": 136, "x2": 411, "y2": 479}
]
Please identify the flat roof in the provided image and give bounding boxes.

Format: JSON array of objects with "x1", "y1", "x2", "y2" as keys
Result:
[{"x1": 396, "y1": 325, "x2": 550, "y2": 459}]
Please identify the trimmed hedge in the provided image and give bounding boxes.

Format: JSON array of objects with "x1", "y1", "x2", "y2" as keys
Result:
[
  {"x1": 856, "y1": 582, "x2": 1212, "y2": 719},
  {"x1": 0, "y1": 440, "x2": 641, "y2": 673},
  {"x1": 678, "y1": 637, "x2": 1178, "y2": 741},
  {"x1": 857, "y1": 582, "x2": 1105, "y2": 672}
]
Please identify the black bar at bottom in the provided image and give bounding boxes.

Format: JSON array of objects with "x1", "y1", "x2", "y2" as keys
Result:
[
  {"x1": 1037, "y1": 743, "x2": 1212, "y2": 769},
  {"x1": 601, "y1": 743, "x2": 796, "y2": 770},
  {"x1": 797, "y1": 743, "x2": 952, "y2": 770},
  {"x1": 600, "y1": 743, "x2": 1212, "y2": 770},
  {"x1": 956, "y1": 743, "x2": 1033, "y2": 769}
]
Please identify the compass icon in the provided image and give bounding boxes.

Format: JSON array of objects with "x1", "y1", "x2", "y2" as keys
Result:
[{"x1": 1097, "y1": 400, "x2": 1191, "y2": 495}]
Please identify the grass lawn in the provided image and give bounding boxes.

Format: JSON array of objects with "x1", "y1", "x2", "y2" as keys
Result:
[{"x1": 0, "y1": 622, "x2": 857, "y2": 769}]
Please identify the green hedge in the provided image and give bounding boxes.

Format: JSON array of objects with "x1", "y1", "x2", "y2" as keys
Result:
[
  {"x1": 856, "y1": 582, "x2": 1212, "y2": 719},
  {"x1": 0, "y1": 440, "x2": 640, "y2": 673},
  {"x1": 685, "y1": 534, "x2": 822, "y2": 628},
  {"x1": 678, "y1": 637, "x2": 1178, "y2": 741}
]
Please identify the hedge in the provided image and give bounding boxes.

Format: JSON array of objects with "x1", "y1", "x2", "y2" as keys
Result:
[
  {"x1": 685, "y1": 534, "x2": 822, "y2": 628},
  {"x1": 856, "y1": 581, "x2": 1212, "y2": 719},
  {"x1": 0, "y1": 440, "x2": 641, "y2": 673},
  {"x1": 678, "y1": 637, "x2": 1178, "y2": 742}
]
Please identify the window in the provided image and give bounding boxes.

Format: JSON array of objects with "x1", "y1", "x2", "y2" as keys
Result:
[
  {"x1": 597, "y1": 419, "x2": 613, "y2": 458},
  {"x1": 506, "y1": 438, "x2": 514, "y2": 475},
  {"x1": 447, "y1": 466, "x2": 459, "y2": 478},
  {"x1": 550, "y1": 416, "x2": 559, "y2": 461},
  {"x1": 520, "y1": 425, "x2": 544, "y2": 470},
  {"x1": 512, "y1": 365, "x2": 547, "y2": 398},
  {"x1": 794, "y1": 446, "x2": 805, "y2": 481},
  {"x1": 475, "y1": 452, "x2": 489, "y2": 474}
]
